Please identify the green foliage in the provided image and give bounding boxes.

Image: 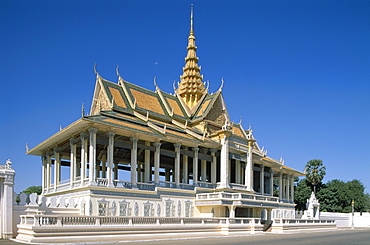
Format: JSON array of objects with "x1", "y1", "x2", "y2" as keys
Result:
[
  {"x1": 305, "y1": 159, "x2": 326, "y2": 193},
  {"x1": 365, "y1": 193, "x2": 370, "y2": 212},
  {"x1": 294, "y1": 178, "x2": 324, "y2": 210},
  {"x1": 294, "y1": 178, "x2": 312, "y2": 210},
  {"x1": 22, "y1": 185, "x2": 42, "y2": 195},
  {"x1": 295, "y1": 178, "x2": 368, "y2": 213}
]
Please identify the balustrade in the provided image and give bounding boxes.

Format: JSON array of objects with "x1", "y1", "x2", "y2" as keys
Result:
[
  {"x1": 196, "y1": 192, "x2": 279, "y2": 203},
  {"x1": 18, "y1": 215, "x2": 261, "y2": 228}
]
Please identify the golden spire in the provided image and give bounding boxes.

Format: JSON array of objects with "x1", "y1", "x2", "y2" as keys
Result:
[{"x1": 176, "y1": 5, "x2": 206, "y2": 109}]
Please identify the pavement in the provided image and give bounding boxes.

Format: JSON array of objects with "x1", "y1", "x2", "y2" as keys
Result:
[{"x1": 1, "y1": 228, "x2": 370, "y2": 245}]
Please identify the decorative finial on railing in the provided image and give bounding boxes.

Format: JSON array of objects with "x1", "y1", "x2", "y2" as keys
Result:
[{"x1": 6, "y1": 159, "x2": 12, "y2": 169}]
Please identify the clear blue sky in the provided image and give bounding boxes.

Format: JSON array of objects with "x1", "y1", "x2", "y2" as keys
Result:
[{"x1": 1, "y1": 0, "x2": 369, "y2": 193}]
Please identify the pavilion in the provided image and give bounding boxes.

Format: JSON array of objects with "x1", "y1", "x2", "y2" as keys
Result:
[{"x1": 26, "y1": 6, "x2": 304, "y2": 225}]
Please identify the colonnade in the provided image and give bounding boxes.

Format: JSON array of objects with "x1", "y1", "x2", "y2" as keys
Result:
[
  {"x1": 41, "y1": 128, "x2": 223, "y2": 193},
  {"x1": 40, "y1": 128, "x2": 294, "y2": 203}
]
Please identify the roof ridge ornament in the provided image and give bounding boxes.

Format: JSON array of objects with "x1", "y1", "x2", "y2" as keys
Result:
[
  {"x1": 218, "y1": 78, "x2": 224, "y2": 91},
  {"x1": 116, "y1": 66, "x2": 121, "y2": 79},
  {"x1": 154, "y1": 76, "x2": 159, "y2": 91},
  {"x1": 94, "y1": 63, "x2": 100, "y2": 78}
]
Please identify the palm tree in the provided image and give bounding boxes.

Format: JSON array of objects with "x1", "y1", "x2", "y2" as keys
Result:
[{"x1": 305, "y1": 159, "x2": 326, "y2": 194}]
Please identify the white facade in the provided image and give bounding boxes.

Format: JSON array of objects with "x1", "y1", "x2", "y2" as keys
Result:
[{"x1": 0, "y1": 159, "x2": 15, "y2": 239}]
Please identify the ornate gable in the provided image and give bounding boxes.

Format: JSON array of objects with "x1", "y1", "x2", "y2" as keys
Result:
[{"x1": 90, "y1": 76, "x2": 112, "y2": 115}]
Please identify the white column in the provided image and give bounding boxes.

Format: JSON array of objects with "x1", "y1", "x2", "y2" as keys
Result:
[
  {"x1": 201, "y1": 159, "x2": 207, "y2": 182},
  {"x1": 130, "y1": 137, "x2": 138, "y2": 188},
  {"x1": 290, "y1": 176, "x2": 295, "y2": 202},
  {"x1": 270, "y1": 170, "x2": 274, "y2": 196},
  {"x1": 282, "y1": 175, "x2": 286, "y2": 200},
  {"x1": 46, "y1": 154, "x2": 51, "y2": 191},
  {"x1": 144, "y1": 141, "x2": 151, "y2": 182},
  {"x1": 2, "y1": 169, "x2": 15, "y2": 239},
  {"x1": 287, "y1": 175, "x2": 290, "y2": 201},
  {"x1": 88, "y1": 128, "x2": 98, "y2": 185},
  {"x1": 235, "y1": 159, "x2": 240, "y2": 184},
  {"x1": 153, "y1": 142, "x2": 161, "y2": 185},
  {"x1": 174, "y1": 143, "x2": 181, "y2": 187},
  {"x1": 218, "y1": 134, "x2": 230, "y2": 189},
  {"x1": 53, "y1": 148, "x2": 61, "y2": 191},
  {"x1": 183, "y1": 147, "x2": 188, "y2": 184},
  {"x1": 245, "y1": 141, "x2": 253, "y2": 191},
  {"x1": 107, "y1": 132, "x2": 115, "y2": 187},
  {"x1": 260, "y1": 165, "x2": 264, "y2": 194},
  {"x1": 279, "y1": 173, "x2": 283, "y2": 201},
  {"x1": 69, "y1": 138, "x2": 76, "y2": 189},
  {"x1": 41, "y1": 155, "x2": 46, "y2": 194},
  {"x1": 211, "y1": 149, "x2": 217, "y2": 184},
  {"x1": 80, "y1": 132, "x2": 88, "y2": 186},
  {"x1": 229, "y1": 206, "x2": 236, "y2": 218},
  {"x1": 192, "y1": 147, "x2": 199, "y2": 186}
]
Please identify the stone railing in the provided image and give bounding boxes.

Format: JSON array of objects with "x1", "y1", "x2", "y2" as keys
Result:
[
  {"x1": 18, "y1": 215, "x2": 261, "y2": 227},
  {"x1": 229, "y1": 183, "x2": 249, "y2": 191},
  {"x1": 113, "y1": 180, "x2": 132, "y2": 189},
  {"x1": 274, "y1": 219, "x2": 335, "y2": 224},
  {"x1": 197, "y1": 182, "x2": 216, "y2": 189},
  {"x1": 14, "y1": 192, "x2": 80, "y2": 209},
  {"x1": 196, "y1": 192, "x2": 279, "y2": 203},
  {"x1": 158, "y1": 181, "x2": 176, "y2": 188}
]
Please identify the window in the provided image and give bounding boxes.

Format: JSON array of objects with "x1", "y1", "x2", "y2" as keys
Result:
[
  {"x1": 165, "y1": 199, "x2": 174, "y2": 217},
  {"x1": 98, "y1": 198, "x2": 109, "y2": 216},
  {"x1": 143, "y1": 201, "x2": 153, "y2": 217},
  {"x1": 185, "y1": 200, "x2": 193, "y2": 217},
  {"x1": 119, "y1": 199, "x2": 131, "y2": 216}
]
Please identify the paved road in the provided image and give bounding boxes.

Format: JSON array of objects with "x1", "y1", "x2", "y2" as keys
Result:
[{"x1": 1, "y1": 229, "x2": 370, "y2": 245}]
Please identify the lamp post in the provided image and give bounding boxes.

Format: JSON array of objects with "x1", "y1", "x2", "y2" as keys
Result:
[{"x1": 351, "y1": 199, "x2": 354, "y2": 229}]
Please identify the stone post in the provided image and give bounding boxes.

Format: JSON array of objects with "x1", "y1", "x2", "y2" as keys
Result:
[
  {"x1": 153, "y1": 142, "x2": 161, "y2": 185},
  {"x1": 279, "y1": 173, "x2": 283, "y2": 201},
  {"x1": 211, "y1": 149, "x2": 217, "y2": 184},
  {"x1": 192, "y1": 147, "x2": 199, "y2": 186},
  {"x1": 218, "y1": 132, "x2": 230, "y2": 189},
  {"x1": 80, "y1": 132, "x2": 88, "y2": 186},
  {"x1": 174, "y1": 143, "x2": 181, "y2": 187},
  {"x1": 88, "y1": 128, "x2": 98, "y2": 185},
  {"x1": 107, "y1": 132, "x2": 115, "y2": 187},
  {"x1": 130, "y1": 137, "x2": 138, "y2": 188},
  {"x1": 182, "y1": 147, "x2": 188, "y2": 184},
  {"x1": 260, "y1": 165, "x2": 264, "y2": 194},
  {"x1": 144, "y1": 141, "x2": 151, "y2": 183},
  {"x1": 245, "y1": 141, "x2": 254, "y2": 191},
  {"x1": 235, "y1": 159, "x2": 240, "y2": 184},
  {"x1": 270, "y1": 170, "x2": 274, "y2": 196},
  {"x1": 1, "y1": 159, "x2": 15, "y2": 239},
  {"x1": 69, "y1": 138, "x2": 76, "y2": 189},
  {"x1": 41, "y1": 154, "x2": 46, "y2": 194},
  {"x1": 53, "y1": 147, "x2": 61, "y2": 191}
]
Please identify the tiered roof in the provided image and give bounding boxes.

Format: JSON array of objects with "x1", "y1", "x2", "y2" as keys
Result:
[{"x1": 27, "y1": 6, "x2": 303, "y2": 177}]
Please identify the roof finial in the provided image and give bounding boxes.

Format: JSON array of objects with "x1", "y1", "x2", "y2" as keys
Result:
[
  {"x1": 116, "y1": 66, "x2": 121, "y2": 78},
  {"x1": 176, "y1": 4, "x2": 206, "y2": 109},
  {"x1": 154, "y1": 76, "x2": 159, "y2": 91},
  {"x1": 190, "y1": 4, "x2": 194, "y2": 33}
]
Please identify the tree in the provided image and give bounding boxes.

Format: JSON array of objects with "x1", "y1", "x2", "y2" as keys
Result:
[
  {"x1": 294, "y1": 178, "x2": 325, "y2": 210},
  {"x1": 305, "y1": 159, "x2": 326, "y2": 194},
  {"x1": 294, "y1": 178, "x2": 312, "y2": 210},
  {"x1": 316, "y1": 179, "x2": 367, "y2": 213},
  {"x1": 22, "y1": 185, "x2": 42, "y2": 195}
]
